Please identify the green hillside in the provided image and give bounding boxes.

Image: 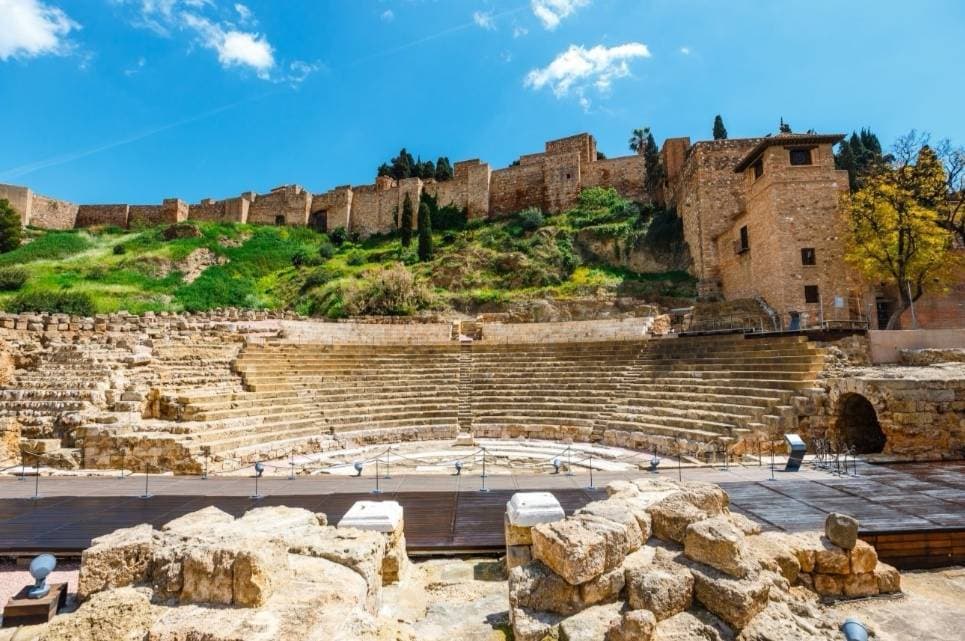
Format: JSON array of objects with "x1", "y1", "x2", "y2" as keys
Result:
[{"x1": 0, "y1": 188, "x2": 695, "y2": 318}]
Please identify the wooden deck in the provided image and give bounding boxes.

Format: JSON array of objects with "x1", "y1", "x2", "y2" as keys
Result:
[{"x1": 0, "y1": 462, "x2": 962, "y2": 568}]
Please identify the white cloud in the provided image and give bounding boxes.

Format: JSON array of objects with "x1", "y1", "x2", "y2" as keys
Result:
[
  {"x1": 124, "y1": 55, "x2": 146, "y2": 75},
  {"x1": 380, "y1": 9, "x2": 394, "y2": 22},
  {"x1": 513, "y1": 24, "x2": 528, "y2": 38},
  {"x1": 531, "y1": 0, "x2": 589, "y2": 30},
  {"x1": 473, "y1": 10, "x2": 495, "y2": 30},
  {"x1": 0, "y1": 0, "x2": 79, "y2": 61},
  {"x1": 115, "y1": 0, "x2": 316, "y2": 83},
  {"x1": 679, "y1": 46, "x2": 691, "y2": 55},
  {"x1": 525, "y1": 42, "x2": 650, "y2": 96}
]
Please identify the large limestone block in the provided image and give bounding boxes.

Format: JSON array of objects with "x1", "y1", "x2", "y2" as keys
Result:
[
  {"x1": 578, "y1": 514, "x2": 631, "y2": 571},
  {"x1": 288, "y1": 526, "x2": 386, "y2": 613},
  {"x1": 79, "y1": 524, "x2": 156, "y2": 600},
  {"x1": 652, "y1": 611, "x2": 730, "y2": 641},
  {"x1": 509, "y1": 561, "x2": 583, "y2": 616},
  {"x1": 849, "y1": 540, "x2": 878, "y2": 574},
  {"x1": 684, "y1": 516, "x2": 749, "y2": 578},
  {"x1": 559, "y1": 602, "x2": 624, "y2": 641},
  {"x1": 691, "y1": 565, "x2": 770, "y2": 631},
  {"x1": 233, "y1": 505, "x2": 326, "y2": 543},
  {"x1": 532, "y1": 517, "x2": 609, "y2": 585},
  {"x1": 625, "y1": 561, "x2": 693, "y2": 621},
  {"x1": 738, "y1": 600, "x2": 841, "y2": 641},
  {"x1": 606, "y1": 609, "x2": 657, "y2": 641},
  {"x1": 824, "y1": 513, "x2": 859, "y2": 550},
  {"x1": 812, "y1": 573, "x2": 843, "y2": 596},
  {"x1": 179, "y1": 539, "x2": 286, "y2": 607},
  {"x1": 37, "y1": 587, "x2": 158, "y2": 641},
  {"x1": 579, "y1": 565, "x2": 626, "y2": 607},
  {"x1": 507, "y1": 544, "x2": 533, "y2": 570},
  {"x1": 843, "y1": 572, "x2": 879, "y2": 598},
  {"x1": 743, "y1": 532, "x2": 801, "y2": 584},
  {"x1": 874, "y1": 561, "x2": 901, "y2": 594},
  {"x1": 337, "y1": 500, "x2": 408, "y2": 585},
  {"x1": 648, "y1": 495, "x2": 708, "y2": 544},
  {"x1": 577, "y1": 499, "x2": 646, "y2": 551},
  {"x1": 506, "y1": 513, "x2": 535, "y2": 546},
  {"x1": 813, "y1": 540, "x2": 850, "y2": 575},
  {"x1": 677, "y1": 482, "x2": 730, "y2": 514},
  {"x1": 162, "y1": 506, "x2": 234, "y2": 538},
  {"x1": 511, "y1": 606, "x2": 566, "y2": 641}
]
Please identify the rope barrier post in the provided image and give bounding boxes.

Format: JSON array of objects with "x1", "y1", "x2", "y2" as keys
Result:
[
  {"x1": 288, "y1": 449, "x2": 295, "y2": 481},
  {"x1": 677, "y1": 440, "x2": 682, "y2": 482},
  {"x1": 372, "y1": 458, "x2": 382, "y2": 495},
  {"x1": 383, "y1": 447, "x2": 391, "y2": 480},
  {"x1": 31, "y1": 453, "x2": 40, "y2": 501},
  {"x1": 757, "y1": 439, "x2": 762, "y2": 467},
  {"x1": 140, "y1": 462, "x2": 153, "y2": 500},
  {"x1": 19, "y1": 453, "x2": 25, "y2": 482},
  {"x1": 251, "y1": 464, "x2": 264, "y2": 500},
  {"x1": 769, "y1": 441, "x2": 776, "y2": 481},
  {"x1": 479, "y1": 448, "x2": 489, "y2": 492},
  {"x1": 119, "y1": 449, "x2": 126, "y2": 479},
  {"x1": 201, "y1": 447, "x2": 209, "y2": 481},
  {"x1": 587, "y1": 453, "x2": 595, "y2": 490}
]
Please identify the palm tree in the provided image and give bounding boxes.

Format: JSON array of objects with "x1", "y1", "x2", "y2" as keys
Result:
[{"x1": 628, "y1": 128, "x2": 648, "y2": 155}]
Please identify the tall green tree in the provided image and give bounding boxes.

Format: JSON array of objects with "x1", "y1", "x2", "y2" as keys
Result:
[
  {"x1": 400, "y1": 193, "x2": 414, "y2": 247},
  {"x1": 0, "y1": 199, "x2": 22, "y2": 254},
  {"x1": 836, "y1": 128, "x2": 890, "y2": 191},
  {"x1": 434, "y1": 157, "x2": 454, "y2": 181},
  {"x1": 634, "y1": 127, "x2": 664, "y2": 198},
  {"x1": 417, "y1": 201, "x2": 433, "y2": 262},
  {"x1": 712, "y1": 115, "x2": 728, "y2": 140},
  {"x1": 628, "y1": 128, "x2": 647, "y2": 155}
]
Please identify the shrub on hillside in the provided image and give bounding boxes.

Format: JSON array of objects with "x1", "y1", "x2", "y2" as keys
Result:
[
  {"x1": 0, "y1": 266, "x2": 28, "y2": 291},
  {"x1": 0, "y1": 199, "x2": 23, "y2": 253},
  {"x1": 7, "y1": 290, "x2": 95, "y2": 316},
  {"x1": 343, "y1": 264, "x2": 432, "y2": 316},
  {"x1": 163, "y1": 222, "x2": 201, "y2": 240},
  {"x1": 329, "y1": 227, "x2": 348, "y2": 246},
  {"x1": 0, "y1": 232, "x2": 90, "y2": 265},
  {"x1": 113, "y1": 243, "x2": 127, "y2": 255},
  {"x1": 346, "y1": 249, "x2": 367, "y2": 266},
  {"x1": 318, "y1": 235, "x2": 335, "y2": 259},
  {"x1": 516, "y1": 208, "x2": 544, "y2": 232}
]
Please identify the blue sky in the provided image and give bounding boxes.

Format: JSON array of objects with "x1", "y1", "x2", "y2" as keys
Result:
[{"x1": 1, "y1": 0, "x2": 963, "y2": 205}]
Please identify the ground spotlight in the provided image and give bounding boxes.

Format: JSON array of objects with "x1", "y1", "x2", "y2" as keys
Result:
[
  {"x1": 552, "y1": 457, "x2": 561, "y2": 474},
  {"x1": 649, "y1": 455, "x2": 661, "y2": 472},
  {"x1": 27, "y1": 554, "x2": 56, "y2": 599},
  {"x1": 454, "y1": 461, "x2": 463, "y2": 475},
  {"x1": 254, "y1": 462, "x2": 265, "y2": 477},
  {"x1": 354, "y1": 461, "x2": 364, "y2": 477}
]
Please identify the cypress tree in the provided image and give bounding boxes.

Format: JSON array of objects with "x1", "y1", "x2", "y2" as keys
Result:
[
  {"x1": 400, "y1": 193, "x2": 413, "y2": 247},
  {"x1": 712, "y1": 115, "x2": 728, "y2": 140},
  {"x1": 417, "y1": 201, "x2": 433, "y2": 262},
  {"x1": 643, "y1": 129, "x2": 664, "y2": 197},
  {"x1": 434, "y1": 157, "x2": 453, "y2": 181},
  {"x1": 0, "y1": 199, "x2": 22, "y2": 254}
]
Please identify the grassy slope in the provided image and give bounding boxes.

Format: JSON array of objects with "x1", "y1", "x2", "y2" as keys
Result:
[{"x1": 2, "y1": 190, "x2": 696, "y2": 317}]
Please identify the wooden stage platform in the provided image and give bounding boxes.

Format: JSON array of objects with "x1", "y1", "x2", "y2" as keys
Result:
[{"x1": 0, "y1": 462, "x2": 962, "y2": 569}]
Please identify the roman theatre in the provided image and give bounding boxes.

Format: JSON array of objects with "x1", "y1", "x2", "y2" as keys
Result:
[{"x1": 0, "y1": 310, "x2": 963, "y2": 640}]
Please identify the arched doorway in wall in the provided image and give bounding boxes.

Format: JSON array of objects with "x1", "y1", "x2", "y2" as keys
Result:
[
  {"x1": 836, "y1": 393, "x2": 886, "y2": 454},
  {"x1": 309, "y1": 210, "x2": 328, "y2": 233}
]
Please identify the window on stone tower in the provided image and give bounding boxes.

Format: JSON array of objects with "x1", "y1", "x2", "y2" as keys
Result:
[
  {"x1": 736, "y1": 225, "x2": 749, "y2": 253},
  {"x1": 274, "y1": 215, "x2": 285, "y2": 225},
  {"x1": 801, "y1": 248, "x2": 816, "y2": 265},
  {"x1": 789, "y1": 148, "x2": 813, "y2": 166},
  {"x1": 804, "y1": 285, "x2": 820, "y2": 304},
  {"x1": 751, "y1": 158, "x2": 764, "y2": 179}
]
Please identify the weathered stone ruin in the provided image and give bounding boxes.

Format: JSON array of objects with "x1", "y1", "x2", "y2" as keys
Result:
[{"x1": 506, "y1": 479, "x2": 902, "y2": 641}]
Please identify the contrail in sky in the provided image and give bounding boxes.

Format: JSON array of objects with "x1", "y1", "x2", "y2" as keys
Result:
[
  {"x1": 0, "y1": 92, "x2": 276, "y2": 181},
  {"x1": 2, "y1": 5, "x2": 529, "y2": 181}
]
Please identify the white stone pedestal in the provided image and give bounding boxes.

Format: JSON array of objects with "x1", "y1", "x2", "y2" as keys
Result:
[
  {"x1": 338, "y1": 500, "x2": 409, "y2": 583},
  {"x1": 505, "y1": 492, "x2": 565, "y2": 570}
]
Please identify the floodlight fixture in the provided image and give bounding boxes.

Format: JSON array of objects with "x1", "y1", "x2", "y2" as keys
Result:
[
  {"x1": 840, "y1": 619, "x2": 869, "y2": 641},
  {"x1": 454, "y1": 460, "x2": 463, "y2": 475},
  {"x1": 354, "y1": 461, "x2": 364, "y2": 477},
  {"x1": 254, "y1": 462, "x2": 265, "y2": 478},
  {"x1": 552, "y1": 457, "x2": 561, "y2": 474},
  {"x1": 649, "y1": 455, "x2": 661, "y2": 472},
  {"x1": 27, "y1": 554, "x2": 56, "y2": 599}
]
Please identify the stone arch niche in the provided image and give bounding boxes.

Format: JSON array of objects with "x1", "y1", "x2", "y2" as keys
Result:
[{"x1": 835, "y1": 393, "x2": 887, "y2": 454}]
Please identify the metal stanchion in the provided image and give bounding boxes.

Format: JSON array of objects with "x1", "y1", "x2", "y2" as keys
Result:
[
  {"x1": 119, "y1": 449, "x2": 126, "y2": 478},
  {"x1": 677, "y1": 440, "x2": 683, "y2": 482},
  {"x1": 288, "y1": 449, "x2": 295, "y2": 481},
  {"x1": 18, "y1": 455, "x2": 26, "y2": 481},
  {"x1": 250, "y1": 462, "x2": 265, "y2": 500},
  {"x1": 202, "y1": 449, "x2": 209, "y2": 481},
  {"x1": 587, "y1": 453, "x2": 595, "y2": 490},
  {"x1": 383, "y1": 447, "x2": 392, "y2": 480},
  {"x1": 31, "y1": 454, "x2": 40, "y2": 501},
  {"x1": 140, "y1": 463, "x2": 153, "y2": 499},
  {"x1": 769, "y1": 441, "x2": 776, "y2": 481},
  {"x1": 479, "y1": 448, "x2": 490, "y2": 492},
  {"x1": 372, "y1": 458, "x2": 382, "y2": 494}
]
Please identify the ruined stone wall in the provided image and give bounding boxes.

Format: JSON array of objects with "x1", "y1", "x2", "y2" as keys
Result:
[
  {"x1": 583, "y1": 155, "x2": 648, "y2": 203},
  {"x1": 0, "y1": 184, "x2": 32, "y2": 225},
  {"x1": 489, "y1": 164, "x2": 545, "y2": 216},
  {"x1": 670, "y1": 139, "x2": 762, "y2": 290},
  {"x1": 310, "y1": 186, "x2": 352, "y2": 231},
  {"x1": 75, "y1": 204, "x2": 129, "y2": 228},
  {"x1": 29, "y1": 192, "x2": 79, "y2": 229},
  {"x1": 246, "y1": 185, "x2": 311, "y2": 226},
  {"x1": 545, "y1": 132, "x2": 596, "y2": 165},
  {"x1": 188, "y1": 196, "x2": 249, "y2": 223}
]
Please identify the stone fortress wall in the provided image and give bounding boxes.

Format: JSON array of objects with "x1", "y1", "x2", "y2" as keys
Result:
[{"x1": 0, "y1": 133, "x2": 649, "y2": 237}]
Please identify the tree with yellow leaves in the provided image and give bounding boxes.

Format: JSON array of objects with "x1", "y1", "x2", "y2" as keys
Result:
[{"x1": 844, "y1": 139, "x2": 962, "y2": 329}]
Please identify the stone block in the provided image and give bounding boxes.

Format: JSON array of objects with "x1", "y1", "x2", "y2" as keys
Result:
[
  {"x1": 507, "y1": 544, "x2": 533, "y2": 570},
  {"x1": 560, "y1": 602, "x2": 624, "y2": 641},
  {"x1": 511, "y1": 606, "x2": 565, "y2": 641},
  {"x1": 579, "y1": 565, "x2": 626, "y2": 606},
  {"x1": 626, "y1": 560, "x2": 693, "y2": 620},
  {"x1": 825, "y1": 513, "x2": 859, "y2": 550},
  {"x1": 577, "y1": 499, "x2": 646, "y2": 551},
  {"x1": 78, "y1": 524, "x2": 155, "y2": 600},
  {"x1": 505, "y1": 513, "x2": 534, "y2": 546},
  {"x1": 874, "y1": 562, "x2": 901, "y2": 594},
  {"x1": 691, "y1": 565, "x2": 769, "y2": 631},
  {"x1": 648, "y1": 495, "x2": 708, "y2": 544},
  {"x1": 532, "y1": 518, "x2": 608, "y2": 585},
  {"x1": 814, "y1": 540, "x2": 850, "y2": 575},
  {"x1": 683, "y1": 516, "x2": 749, "y2": 578},
  {"x1": 337, "y1": 500, "x2": 404, "y2": 533},
  {"x1": 812, "y1": 573, "x2": 843, "y2": 596},
  {"x1": 509, "y1": 561, "x2": 583, "y2": 616},
  {"x1": 607, "y1": 609, "x2": 657, "y2": 641},
  {"x1": 843, "y1": 572, "x2": 879, "y2": 598},
  {"x1": 849, "y1": 540, "x2": 877, "y2": 574}
]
